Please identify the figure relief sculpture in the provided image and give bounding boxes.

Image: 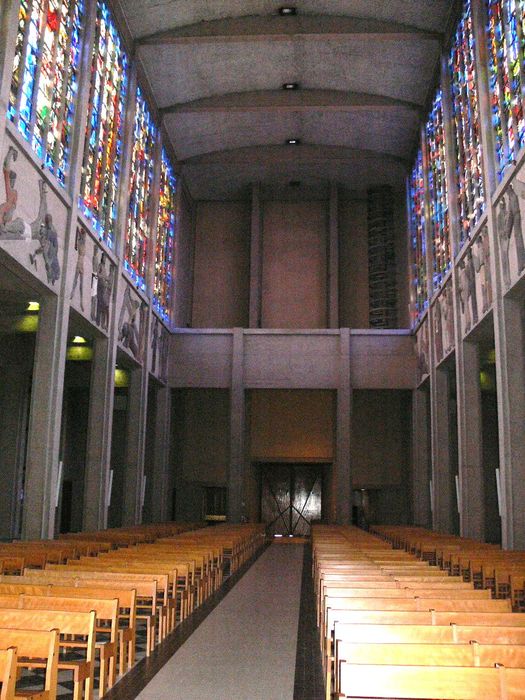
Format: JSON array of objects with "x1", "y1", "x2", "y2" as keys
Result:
[
  {"x1": 118, "y1": 285, "x2": 142, "y2": 360},
  {"x1": 474, "y1": 228, "x2": 492, "y2": 314},
  {"x1": 434, "y1": 298, "x2": 443, "y2": 362},
  {"x1": 70, "y1": 226, "x2": 86, "y2": 311},
  {"x1": 417, "y1": 328, "x2": 429, "y2": 381},
  {"x1": 0, "y1": 146, "x2": 60, "y2": 284},
  {"x1": 507, "y1": 181, "x2": 525, "y2": 276},
  {"x1": 441, "y1": 286, "x2": 454, "y2": 355},
  {"x1": 498, "y1": 196, "x2": 512, "y2": 288}
]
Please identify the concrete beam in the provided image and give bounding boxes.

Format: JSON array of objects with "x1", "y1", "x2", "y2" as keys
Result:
[
  {"x1": 160, "y1": 89, "x2": 422, "y2": 116},
  {"x1": 179, "y1": 144, "x2": 408, "y2": 169},
  {"x1": 136, "y1": 15, "x2": 442, "y2": 46}
]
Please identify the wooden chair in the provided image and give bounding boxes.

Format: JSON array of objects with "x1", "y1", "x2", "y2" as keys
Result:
[
  {"x1": 17, "y1": 595, "x2": 118, "y2": 697},
  {"x1": 0, "y1": 609, "x2": 95, "y2": 700},
  {"x1": 0, "y1": 648, "x2": 16, "y2": 700},
  {"x1": 0, "y1": 630, "x2": 59, "y2": 700}
]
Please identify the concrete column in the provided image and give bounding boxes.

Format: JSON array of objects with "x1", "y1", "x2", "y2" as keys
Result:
[
  {"x1": 82, "y1": 335, "x2": 117, "y2": 530},
  {"x1": 411, "y1": 387, "x2": 432, "y2": 528},
  {"x1": 249, "y1": 184, "x2": 263, "y2": 328},
  {"x1": 335, "y1": 328, "x2": 351, "y2": 524},
  {"x1": 497, "y1": 298, "x2": 525, "y2": 547},
  {"x1": 430, "y1": 366, "x2": 454, "y2": 532},
  {"x1": 471, "y1": 0, "x2": 523, "y2": 547},
  {"x1": 456, "y1": 340, "x2": 484, "y2": 539},
  {"x1": 122, "y1": 360, "x2": 150, "y2": 525},
  {"x1": 228, "y1": 328, "x2": 245, "y2": 522},
  {"x1": 328, "y1": 182, "x2": 339, "y2": 329},
  {"x1": 149, "y1": 385, "x2": 172, "y2": 522},
  {"x1": 22, "y1": 296, "x2": 69, "y2": 539}
]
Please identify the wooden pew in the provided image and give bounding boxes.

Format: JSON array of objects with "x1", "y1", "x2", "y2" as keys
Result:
[
  {"x1": 0, "y1": 609, "x2": 96, "y2": 700},
  {"x1": 334, "y1": 641, "x2": 525, "y2": 696}
]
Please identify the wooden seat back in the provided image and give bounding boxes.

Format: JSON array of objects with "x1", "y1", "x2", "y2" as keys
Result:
[
  {"x1": 338, "y1": 662, "x2": 525, "y2": 699},
  {"x1": 0, "y1": 629, "x2": 58, "y2": 700}
]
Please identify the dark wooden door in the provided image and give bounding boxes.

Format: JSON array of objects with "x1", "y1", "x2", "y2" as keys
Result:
[{"x1": 260, "y1": 464, "x2": 322, "y2": 536}]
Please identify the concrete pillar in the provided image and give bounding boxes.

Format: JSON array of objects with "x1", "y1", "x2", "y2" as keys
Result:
[
  {"x1": 430, "y1": 366, "x2": 454, "y2": 533},
  {"x1": 122, "y1": 362, "x2": 150, "y2": 525},
  {"x1": 228, "y1": 328, "x2": 245, "y2": 522},
  {"x1": 335, "y1": 328, "x2": 351, "y2": 524},
  {"x1": 456, "y1": 340, "x2": 484, "y2": 539},
  {"x1": 149, "y1": 385, "x2": 172, "y2": 522},
  {"x1": 328, "y1": 182, "x2": 339, "y2": 329},
  {"x1": 82, "y1": 336, "x2": 117, "y2": 531},
  {"x1": 497, "y1": 298, "x2": 525, "y2": 547},
  {"x1": 471, "y1": 0, "x2": 524, "y2": 547},
  {"x1": 249, "y1": 184, "x2": 263, "y2": 328},
  {"x1": 411, "y1": 387, "x2": 432, "y2": 528},
  {"x1": 22, "y1": 296, "x2": 69, "y2": 539}
]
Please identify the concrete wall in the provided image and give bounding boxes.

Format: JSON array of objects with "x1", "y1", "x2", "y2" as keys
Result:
[
  {"x1": 249, "y1": 389, "x2": 335, "y2": 462},
  {"x1": 351, "y1": 389, "x2": 411, "y2": 488},
  {"x1": 339, "y1": 196, "x2": 369, "y2": 328},
  {"x1": 192, "y1": 201, "x2": 250, "y2": 328},
  {"x1": 171, "y1": 388, "x2": 230, "y2": 521},
  {"x1": 261, "y1": 201, "x2": 328, "y2": 328}
]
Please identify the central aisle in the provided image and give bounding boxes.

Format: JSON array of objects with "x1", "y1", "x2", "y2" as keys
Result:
[{"x1": 136, "y1": 543, "x2": 304, "y2": 700}]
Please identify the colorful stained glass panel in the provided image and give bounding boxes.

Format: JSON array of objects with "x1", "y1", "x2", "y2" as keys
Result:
[
  {"x1": 449, "y1": 0, "x2": 485, "y2": 244},
  {"x1": 410, "y1": 149, "x2": 428, "y2": 324},
  {"x1": 79, "y1": 1, "x2": 128, "y2": 247},
  {"x1": 487, "y1": 0, "x2": 525, "y2": 180},
  {"x1": 124, "y1": 86, "x2": 157, "y2": 290},
  {"x1": 8, "y1": 0, "x2": 84, "y2": 185},
  {"x1": 153, "y1": 149, "x2": 177, "y2": 322},
  {"x1": 426, "y1": 90, "x2": 452, "y2": 290}
]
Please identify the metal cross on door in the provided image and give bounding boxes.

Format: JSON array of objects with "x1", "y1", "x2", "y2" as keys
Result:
[{"x1": 260, "y1": 464, "x2": 323, "y2": 537}]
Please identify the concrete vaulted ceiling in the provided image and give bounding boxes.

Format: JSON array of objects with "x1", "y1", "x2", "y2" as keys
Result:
[{"x1": 118, "y1": 0, "x2": 459, "y2": 199}]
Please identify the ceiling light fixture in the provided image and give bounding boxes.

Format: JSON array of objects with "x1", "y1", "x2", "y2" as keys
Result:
[
  {"x1": 282, "y1": 82, "x2": 299, "y2": 90},
  {"x1": 72, "y1": 335, "x2": 87, "y2": 344},
  {"x1": 279, "y1": 7, "x2": 297, "y2": 15},
  {"x1": 286, "y1": 138, "x2": 301, "y2": 145},
  {"x1": 27, "y1": 301, "x2": 40, "y2": 311}
]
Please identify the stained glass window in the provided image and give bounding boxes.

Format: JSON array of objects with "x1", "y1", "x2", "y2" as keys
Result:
[
  {"x1": 449, "y1": 0, "x2": 485, "y2": 245},
  {"x1": 425, "y1": 90, "x2": 451, "y2": 290},
  {"x1": 8, "y1": 0, "x2": 84, "y2": 185},
  {"x1": 153, "y1": 149, "x2": 177, "y2": 322},
  {"x1": 410, "y1": 149, "x2": 428, "y2": 323},
  {"x1": 487, "y1": 0, "x2": 525, "y2": 181},
  {"x1": 79, "y1": 1, "x2": 128, "y2": 247},
  {"x1": 124, "y1": 86, "x2": 157, "y2": 290}
]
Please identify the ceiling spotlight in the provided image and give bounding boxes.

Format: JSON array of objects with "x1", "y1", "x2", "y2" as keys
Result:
[
  {"x1": 286, "y1": 138, "x2": 301, "y2": 145},
  {"x1": 27, "y1": 301, "x2": 40, "y2": 312},
  {"x1": 282, "y1": 82, "x2": 299, "y2": 90},
  {"x1": 72, "y1": 335, "x2": 87, "y2": 344},
  {"x1": 279, "y1": 7, "x2": 297, "y2": 15}
]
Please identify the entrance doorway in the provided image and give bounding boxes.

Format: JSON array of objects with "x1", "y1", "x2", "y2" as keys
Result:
[{"x1": 259, "y1": 463, "x2": 323, "y2": 536}]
